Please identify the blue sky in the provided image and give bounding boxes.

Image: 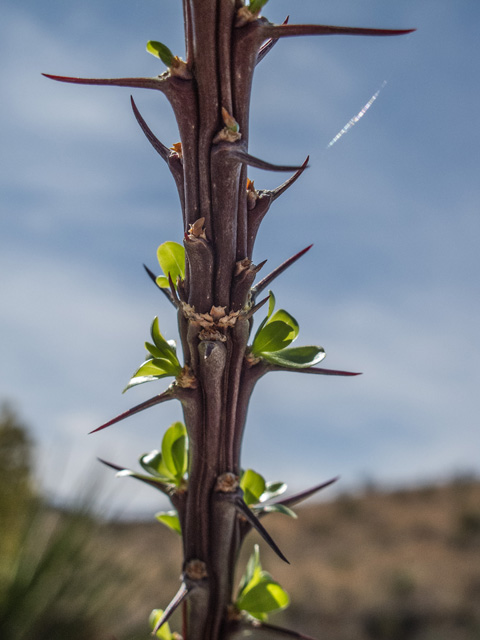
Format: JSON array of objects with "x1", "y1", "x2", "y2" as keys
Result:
[{"x1": 1, "y1": 1, "x2": 479, "y2": 515}]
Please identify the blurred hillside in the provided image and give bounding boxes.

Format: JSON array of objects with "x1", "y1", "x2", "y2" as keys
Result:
[
  {"x1": 1, "y1": 407, "x2": 479, "y2": 639},
  {"x1": 97, "y1": 478, "x2": 480, "y2": 640}
]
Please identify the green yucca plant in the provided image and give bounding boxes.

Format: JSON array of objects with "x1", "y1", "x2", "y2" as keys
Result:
[{"x1": 45, "y1": 3, "x2": 413, "y2": 639}]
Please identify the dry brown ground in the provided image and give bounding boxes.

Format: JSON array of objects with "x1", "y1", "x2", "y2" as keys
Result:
[{"x1": 95, "y1": 479, "x2": 480, "y2": 640}]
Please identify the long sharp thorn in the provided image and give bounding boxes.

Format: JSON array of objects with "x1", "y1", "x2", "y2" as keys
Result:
[
  {"x1": 245, "y1": 294, "x2": 270, "y2": 319},
  {"x1": 152, "y1": 582, "x2": 192, "y2": 635},
  {"x1": 89, "y1": 390, "x2": 174, "y2": 434},
  {"x1": 235, "y1": 498, "x2": 289, "y2": 564},
  {"x1": 167, "y1": 272, "x2": 180, "y2": 305},
  {"x1": 143, "y1": 264, "x2": 175, "y2": 305},
  {"x1": 263, "y1": 24, "x2": 416, "y2": 39},
  {"x1": 97, "y1": 458, "x2": 169, "y2": 492},
  {"x1": 42, "y1": 74, "x2": 167, "y2": 91},
  {"x1": 130, "y1": 96, "x2": 170, "y2": 161},
  {"x1": 229, "y1": 149, "x2": 305, "y2": 172},
  {"x1": 271, "y1": 156, "x2": 309, "y2": 201},
  {"x1": 252, "y1": 245, "x2": 313, "y2": 298},
  {"x1": 276, "y1": 477, "x2": 340, "y2": 508},
  {"x1": 271, "y1": 366, "x2": 361, "y2": 376},
  {"x1": 257, "y1": 16, "x2": 289, "y2": 65}
]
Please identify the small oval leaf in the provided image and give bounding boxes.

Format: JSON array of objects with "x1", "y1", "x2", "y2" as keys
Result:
[
  {"x1": 156, "y1": 242, "x2": 185, "y2": 289},
  {"x1": 237, "y1": 577, "x2": 290, "y2": 618},
  {"x1": 251, "y1": 320, "x2": 294, "y2": 354},
  {"x1": 261, "y1": 345, "x2": 326, "y2": 368},
  {"x1": 241, "y1": 469, "x2": 266, "y2": 506},
  {"x1": 161, "y1": 422, "x2": 188, "y2": 485},
  {"x1": 146, "y1": 41, "x2": 174, "y2": 67}
]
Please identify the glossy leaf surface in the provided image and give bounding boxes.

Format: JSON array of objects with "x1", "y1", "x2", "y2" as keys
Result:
[
  {"x1": 254, "y1": 503, "x2": 297, "y2": 519},
  {"x1": 155, "y1": 510, "x2": 182, "y2": 535},
  {"x1": 260, "y1": 481, "x2": 287, "y2": 502},
  {"x1": 139, "y1": 422, "x2": 188, "y2": 487},
  {"x1": 124, "y1": 318, "x2": 181, "y2": 391},
  {"x1": 236, "y1": 545, "x2": 290, "y2": 620},
  {"x1": 156, "y1": 241, "x2": 185, "y2": 289},
  {"x1": 241, "y1": 469, "x2": 266, "y2": 506},
  {"x1": 161, "y1": 421, "x2": 188, "y2": 485},
  {"x1": 261, "y1": 345, "x2": 326, "y2": 368},
  {"x1": 251, "y1": 292, "x2": 299, "y2": 355}
]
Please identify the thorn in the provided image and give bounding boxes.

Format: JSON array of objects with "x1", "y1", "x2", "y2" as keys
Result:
[
  {"x1": 97, "y1": 458, "x2": 169, "y2": 493},
  {"x1": 235, "y1": 498, "x2": 289, "y2": 564},
  {"x1": 245, "y1": 294, "x2": 270, "y2": 319},
  {"x1": 42, "y1": 74, "x2": 166, "y2": 91},
  {"x1": 271, "y1": 156, "x2": 309, "y2": 201},
  {"x1": 89, "y1": 390, "x2": 175, "y2": 434},
  {"x1": 143, "y1": 264, "x2": 175, "y2": 305},
  {"x1": 255, "y1": 258, "x2": 268, "y2": 272},
  {"x1": 256, "y1": 16, "x2": 290, "y2": 65},
  {"x1": 276, "y1": 477, "x2": 339, "y2": 508},
  {"x1": 270, "y1": 366, "x2": 362, "y2": 377},
  {"x1": 152, "y1": 582, "x2": 192, "y2": 635},
  {"x1": 168, "y1": 272, "x2": 180, "y2": 305},
  {"x1": 252, "y1": 245, "x2": 313, "y2": 299},
  {"x1": 228, "y1": 148, "x2": 305, "y2": 172},
  {"x1": 130, "y1": 96, "x2": 170, "y2": 161},
  {"x1": 262, "y1": 24, "x2": 416, "y2": 40}
]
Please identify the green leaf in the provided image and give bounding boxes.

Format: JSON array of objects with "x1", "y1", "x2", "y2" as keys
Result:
[
  {"x1": 267, "y1": 309, "x2": 299, "y2": 342},
  {"x1": 254, "y1": 503, "x2": 297, "y2": 519},
  {"x1": 267, "y1": 290, "x2": 276, "y2": 318},
  {"x1": 114, "y1": 468, "x2": 168, "y2": 487},
  {"x1": 146, "y1": 41, "x2": 174, "y2": 67},
  {"x1": 236, "y1": 545, "x2": 289, "y2": 620},
  {"x1": 156, "y1": 241, "x2": 185, "y2": 289},
  {"x1": 150, "y1": 318, "x2": 180, "y2": 364},
  {"x1": 240, "y1": 469, "x2": 266, "y2": 506},
  {"x1": 260, "y1": 345, "x2": 326, "y2": 368},
  {"x1": 260, "y1": 481, "x2": 287, "y2": 502},
  {"x1": 249, "y1": 0, "x2": 269, "y2": 15},
  {"x1": 237, "y1": 544, "x2": 261, "y2": 596},
  {"x1": 155, "y1": 276, "x2": 169, "y2": 288},
  {"x1": 251, "y1": 292, "x2": 300, "y2": 355},
  {"x1": 124, "y1": 318, "x2": 182, "y2": 392},
  {"x1": 149, "y1": 609, "x2": 174, "y2": 639},
  {"x1": 155, "y1": 510, "x2": 182, "y2": 535},
  {"x1": 238, "y1": 579, "x2": 290, "y2": 620},
  {"x1": 139, "y1": 449, "x2": 164, "y2": 477},
  {"x1": 123, "y1": 357, "x2": 180, "y2": 391},
  {"x1": 161, "y1": 422, "x2": 188, "y2": 485},
  {"x1": 251, "y1": 321, "x2": 294, "y2": 354}
]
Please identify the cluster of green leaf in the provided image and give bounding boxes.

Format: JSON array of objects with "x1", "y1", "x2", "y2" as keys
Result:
[
  {"x1": 240, "y1": 469, "x2": 296, "y2": 519},
  {"x1": 155, "y1": 241, "x2": 185, "y2": 290},
  {"x1": 125, "y1": 317, "x2": 182, "y2": 391},
  {"x1": 116, "y1": 421, "x2": 188, "y2": 491},
  {"x1": 235, "y1": 545, "x2": 289, "y2": 621},
  {"x1": 113, "y1": 422, "x2": 188, "y2": 536},
  {"x1": 250, "y1": 292, "x2": 325, "y2": 368}
]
